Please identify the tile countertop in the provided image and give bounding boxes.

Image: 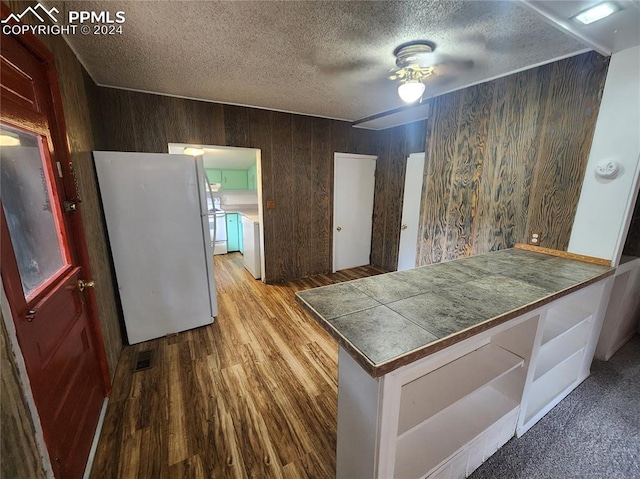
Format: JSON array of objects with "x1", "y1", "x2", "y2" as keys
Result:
[
  {"x1": 220, "y1": 204, "x2": 259, "y2": 223},
  {"x1": 295, "y1": 248, "x2": 615, "y2": 378}
]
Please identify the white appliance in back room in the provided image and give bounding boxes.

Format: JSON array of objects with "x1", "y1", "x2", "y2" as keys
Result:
[
  {"x1": 242, "y1": 215, "x2": 261, "y2": 279},
  {"x1": 94, "y1": 151, "x2": 218, "y2": 344},
  {"x1": 210, "y1": 197, "x2": 227, "y2": 255}
]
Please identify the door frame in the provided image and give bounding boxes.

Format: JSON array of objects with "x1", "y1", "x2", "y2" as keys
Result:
[
  {"x1": 397, "y1": 152, "x2": 426, "y2": 271},
  {"x1": 1, "y1": 283, "x2": 55, "y2": 477},
  {"x1": 1, "y1": 1, "x2": 112, "y2": 469},
  {"x1": 332, "y1": 152, "x2": 378, "y2": 273},
  {"x1": 167, "y1": 143, "x2": 266, "y2": 281}
]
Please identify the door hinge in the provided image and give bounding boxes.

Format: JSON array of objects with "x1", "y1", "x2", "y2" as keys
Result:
[{"x1": 63, "y1": 200, "x2": 78, "y2": 213}]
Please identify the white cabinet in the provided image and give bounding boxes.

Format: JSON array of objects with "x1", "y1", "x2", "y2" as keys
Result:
[
  {"x1": 335, "y1": 276, "x2": 613, "y2": 479},
  {"x1": 595, "y1": 257, "x2": 640, "y2": 360},
  {"x1": 517, "y1": 279, "x2": 612, "y2": 436},
  {"x1": 389, "y1": 318, "x2": 535, "y2": 479},
  {"x1": 241, "y1": 216, "x2": 261, "y2": 279}
]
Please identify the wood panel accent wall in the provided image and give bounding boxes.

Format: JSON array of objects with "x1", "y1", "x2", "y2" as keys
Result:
[
  {"x1": 370, "y1": 120, "x2": 427, "y2": 271},
  {"x1": 417, "y1": 51, "x2": 609, "y2": 265},
  {"x1": 95, "y1": 88, "x2": 383, "y2": 282},
  {"x1": 1, "y1": 315, "x2": 47, "y2": 479},
  {"x1": 3, "y1": 1, "x2": 123, "y2": 376}
]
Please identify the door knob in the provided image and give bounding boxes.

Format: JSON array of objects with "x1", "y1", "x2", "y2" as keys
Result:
[
  {"x1": 77, "y1": 279, "x2": 95, "y2": 292},
  {"x1": 401, "y1": 224, "x2": 408, "y2": 230},
  {"x1": 336, "y1": 226, "x2": 342, "y2": 231}
]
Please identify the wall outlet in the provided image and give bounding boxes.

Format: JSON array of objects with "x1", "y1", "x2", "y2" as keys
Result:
[
  {"x1": 528, "y1": 231, "x2": 542, "y2": 245},
  {"x1": 221, "y1": 195, "x2": 228, "y2": 204},
  {"x1": 266, "y1": 200, "x2": 276, "y2": 209}
]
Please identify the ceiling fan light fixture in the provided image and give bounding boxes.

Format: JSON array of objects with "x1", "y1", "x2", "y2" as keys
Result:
[{"x1": 398, "y1": 80, "x2": 425, "y2": 103}]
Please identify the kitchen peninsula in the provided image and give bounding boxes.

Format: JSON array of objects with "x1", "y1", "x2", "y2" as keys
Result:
[{"x1": 296, "y1": 246, "x2": 614, "y2": 479}]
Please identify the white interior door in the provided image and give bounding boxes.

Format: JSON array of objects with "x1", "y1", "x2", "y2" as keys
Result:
[
  {"x1": 333, "y1": 153, "x2": 377, "y2": 272},
  {"x1": 398, "y1": 153, "x2": 426, "y2": 271}
]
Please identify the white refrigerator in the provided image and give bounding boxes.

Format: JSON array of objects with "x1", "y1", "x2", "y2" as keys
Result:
[{"x1": 94, "y1": 151, "x2": 218, "y2": 344}]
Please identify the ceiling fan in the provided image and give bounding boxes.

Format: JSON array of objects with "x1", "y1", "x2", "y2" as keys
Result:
[
  {"x1": 350, "y1": 39, "x2": 474, "y2": 128},
  {"x1": 390, "y1": 40, "x2": 473, "y2": 103}
]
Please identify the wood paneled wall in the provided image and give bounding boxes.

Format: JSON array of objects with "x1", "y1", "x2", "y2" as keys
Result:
[
  {"x1": 0, "y1": 315, "x2": 47, "y2": 479},
  {"x1": 95, "y1": 88, "x2": 383, "y2": 282},
  {"x1": 417, "y1": 52, "x2": 609, "y2": 265},
  {"x1": 370, "y1": 120, "x2": 427, "y2": 271}
]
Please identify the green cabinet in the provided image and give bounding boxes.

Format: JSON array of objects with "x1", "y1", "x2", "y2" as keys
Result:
[
  {"x1": 226, "y1": 213, "x2": 243, "y2": 253},
  {"x1": 205, "y1": 168, "x2": 222, "y2": 184},
  {"x1": 206, "y1": 166, "x2": 256, "y2": 191},
  {"x1": 248, "y1": 164, "x2": 257, "y2": 191},
  {"x1": 222, "y1": 169, "x2": 248, "y2": 190}
]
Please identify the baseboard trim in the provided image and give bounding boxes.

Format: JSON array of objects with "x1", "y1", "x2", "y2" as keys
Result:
[{"x1": 83, "y1": 398, "x2": 109, "y2": 479}]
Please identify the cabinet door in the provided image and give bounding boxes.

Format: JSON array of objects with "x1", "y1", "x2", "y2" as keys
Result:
[
  {"x1": 226, "y1": 214, "x2": 240, "y2": 251},
  {"x1": 248, "y1": 165, "x2": 257, "y2": 191},
  {"x1": 206, "y1": 168, "x2": 222, "y2": 184},
  {"x1": 238, "y1": 216, "x2": 244, "y2": 254},
  {"x1": 222, "y1": 170, "x2": 248, "y2": 190}
]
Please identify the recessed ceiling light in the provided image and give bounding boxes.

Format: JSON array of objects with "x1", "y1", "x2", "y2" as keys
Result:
[
  {"x1": 572, "y1": 2, "x2": 620, "y2": 25},
  {"x1": 183, "y1": 147, "x2": 205, "y2": 156}
]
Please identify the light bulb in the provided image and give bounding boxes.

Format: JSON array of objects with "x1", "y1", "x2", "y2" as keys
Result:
[{"x1": 398, "y1": 80, "x2": 425, "y2": 103}]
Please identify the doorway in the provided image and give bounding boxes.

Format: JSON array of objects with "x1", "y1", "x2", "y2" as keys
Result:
[
  {"x1": 333, "y1": 153, "x2": 377, "y2": 272},
  {"x1": 168, "y1": 143, "x2": 266, "y2": 281},
  {"x1": 1, "y1": 22, "x2": 109, "y2": 479},
  {"x1": 398, "y1": 153, "x2": 426, "y2": 271}
]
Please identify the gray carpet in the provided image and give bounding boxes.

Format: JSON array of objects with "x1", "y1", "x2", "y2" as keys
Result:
[{"x1": 470, "y1": 335, "x2": 640, "y2": 479}]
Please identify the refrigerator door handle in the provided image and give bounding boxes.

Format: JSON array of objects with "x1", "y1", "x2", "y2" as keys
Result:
[{"x1": 205, "y1": 179, "x2": 216, "y2": 241}]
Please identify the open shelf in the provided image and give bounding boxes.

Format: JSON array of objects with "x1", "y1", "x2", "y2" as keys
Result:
[
  {"x1": 525, "y1": 347, "x2": 584, "y2": 423},
  {"x1": 398, "y1": 345, "x2": 523, "y2": 436},
  {"x1": 395, "y1": 386, "x2": 519, "y2": 479},
  {"x1": 534, "y1": 319, "x2": 591, "y2": 381},
  {"x1": 541, "y1": 306, "x2": 593, "y2": 345}
]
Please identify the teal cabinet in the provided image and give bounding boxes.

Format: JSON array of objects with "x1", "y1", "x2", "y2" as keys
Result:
[
  {"x1": 205, "y1": 168, "x2": 222, "y2": 184},
  {"x1": 248, "y1": 164, "x2": 257, "y2": 191},
  {"x1": 226, "y1": 213, "x2": 243, "y2": 252},
  {"x1": 222, "y1": 169, "x2": 248, "y2": 190},
  {"x1": 207, "y1": 167, "x2": 256, "y2": 191}
]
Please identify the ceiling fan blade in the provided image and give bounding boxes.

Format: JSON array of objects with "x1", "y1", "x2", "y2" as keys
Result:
[
  {"x1": 317, "y1": 58, "x2": 382, "y2": 75},
  {"x1": 431, "y1": 59, "x2": 474, "y2": 76}
]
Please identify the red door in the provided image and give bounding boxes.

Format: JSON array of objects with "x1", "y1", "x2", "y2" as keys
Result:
[{"x1": 1, "y1": 8, "x2": 110, "y2": 479}]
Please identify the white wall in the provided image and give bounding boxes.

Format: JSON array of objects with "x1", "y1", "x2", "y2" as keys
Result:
[
  {"x1": 568, "y1": 45, "x2": 640, "y2": 264},
  {"x1": 212, "y1": 192, "x2": 258, "y2": 205}
]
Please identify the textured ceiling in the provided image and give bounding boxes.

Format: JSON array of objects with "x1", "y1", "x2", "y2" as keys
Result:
[
  {"x1": 53, "y1": 0, "x2": 589, "y2": 121},
  {"x1": 522, "y1": 0, "x2": 640, "y2": 55}
]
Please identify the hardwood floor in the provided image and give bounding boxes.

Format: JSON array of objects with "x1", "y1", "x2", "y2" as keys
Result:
[{"x1": 89, "y1": 253, "x2": 386, "y2": 478}]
